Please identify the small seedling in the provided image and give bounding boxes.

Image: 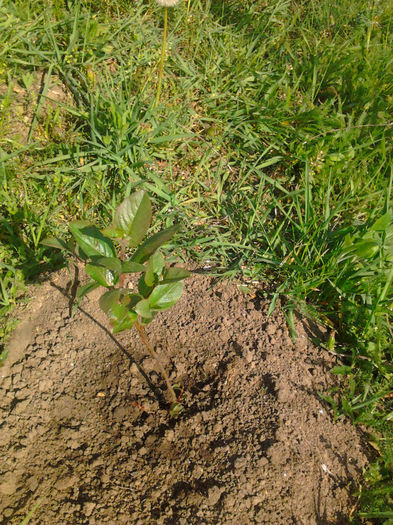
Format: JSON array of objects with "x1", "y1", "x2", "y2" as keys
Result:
[{"x1": 42, "y1": 190, "x2": 189, "y2": 416}]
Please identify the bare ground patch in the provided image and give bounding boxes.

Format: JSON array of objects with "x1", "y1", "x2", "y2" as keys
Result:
[{"x1": 0, "y1": 270, "x2": 369, "y2": 524}]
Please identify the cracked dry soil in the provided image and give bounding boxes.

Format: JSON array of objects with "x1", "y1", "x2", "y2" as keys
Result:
[{"x1": 0, "y1": 270, "x2": 369, "y2": 524}]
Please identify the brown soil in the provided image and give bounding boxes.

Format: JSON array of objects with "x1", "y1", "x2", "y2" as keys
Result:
[{"x1": 0, "y1": 269, "x2": 369, "y2": 524}]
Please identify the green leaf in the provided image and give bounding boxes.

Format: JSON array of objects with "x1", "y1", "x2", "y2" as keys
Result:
[
  {"x1": 131, "y1": 224, "x2": 181, "y2": 264},
  {"x1": 162, "y1": 267, "x2": 190, "y2": 283},
  {"x1": 112, "y1": 311, "x2": 137, "y2": 333},
  {"x1": 41, "y1": 237, "x2": 74, "y2": 254},
  {"x1": 341, "y1": 240, "x2": 379, "y2": 259},
  {"x1": 138, "y1": 274, "x2": 153, "y2": 298},
  {"x1": 331, "y1": 365, "x2": 352, "y2": 375},
  {"x1": 135, "y1": 298, "x2": 154, "y2": 319},
  {"x1": 92, "y1": 256, "x2": 122, "y2": 273},
  {"x1": 76, "y1": 280, "x2": 100, "y2": 299},
  {"x1": 122, "y1": 260, "x2": 146, "y2": 273},
  {"x1": 121, "y1": 293, "x2": 142, "y2": 309},
  {"x1": 0, "y1": 348, "x2": 8, "y2": 364},
  {"x1": 145, "y1": 251, "x2": 165, "y2": 287},
  {"x1": 101, "y1": 225, "x2": 124, "y2": 239},
  {"x1": 69, "y1": 221, "x2": 116, "y2": 258},
  {"x1": 149, "y1": 281, "x2": 184, "y2": 310},
  {"x1": 70, "y1": 280, "x2": 100, "y2": 316},
  {"x1": 86, "y1": 263, "x2": 118, "y2": 287},
  {"x1": 113, "y1": 191, "x2": 152, "y2": 247},
  {"x1": 370, "y1": 213, "x2": 392, "y2": 232},
  {"x1": 140, "y1": 316, "x2": 155, "y2": 325},
  {"x1": 99, "y1": 290, "x2": 137, "y2": 332},
  {"x1": 353, "y1": 240, "x2": 379, "y2": 259},
  {"x1": 99, "y1": 289, "x2": 121, "y2": 317},
  {"x1": 170, "y1": 402, "x2": 184, "y2": 418}
]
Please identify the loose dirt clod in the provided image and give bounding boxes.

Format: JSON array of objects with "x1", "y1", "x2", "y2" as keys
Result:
[{"x1": 0, "y1": 270, "x2": 369, "y2": 524}]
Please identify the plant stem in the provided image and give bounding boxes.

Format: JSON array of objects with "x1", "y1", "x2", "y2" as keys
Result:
[
  {"x1": 155, "y1": 7, "x2": 168, "y2": 107},
  {"x1": 135, "y1": 320, "x2": 177, "y2": 403},
  {"x1": 119, "y1": 243, "x2": 126, "y2": 288}
]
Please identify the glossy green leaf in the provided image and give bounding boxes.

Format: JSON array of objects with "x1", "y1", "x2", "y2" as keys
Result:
[
  {"x1": 99, "y1": 289, "x2": 121, "y2": 317},
  {"x1": 122, "y1": 260, "x2": 146, "y2": 273},
  {"x1": 99, "y1": 290, "x2": 137, "y2": 332},
  {"x1": 135, "y1": 298, "x2": 154, "y2": 319},
  {"x1": 41, "y1": 237, "x2": 74, "y2": 254},
  {"x1": 101, "y1": 225, "x2": 124, "y2": 239},
  {"x1": 86, "y1": 263, "x2": 118, "y2": 287},
  {"x1": 162, "y1": 267, "x2": 190, "y2": 283},
  {"x1": 145, "y1": 251, "x2": 165, "y2": 287},
  {"x1": 113, "y1": 191, "x2": 152, "y2": 247},
  {"x1": 121, "y1": 293, "x2": 142, "y2": 309},
  {"x1": 112, "y1": 311, "x2": 137, "y2": 333},
  {"x1": 140, "y1": 316, "x2": 155, "y2": 325},
  {"x1": 92, "y1": 256, "x2": 122, "y2": 273},
  {"x1": 138, "y1": 273, "x2": 153, "y2": 298},
  {"x1": 76, "y1": 280, "x2": 100, "y2": 299},
  {"x1": 71, "y1": 280, "x2": 100, "y2": 317},
  {"x1": 149, "y1": 280, "x2": 184, "y2": 310},
  {"x1": 131, "y1": 224, "x2": 181, "y2": 264},
  {"x1": 69, "y1": 221, "x2": 116, "y2": 258}
]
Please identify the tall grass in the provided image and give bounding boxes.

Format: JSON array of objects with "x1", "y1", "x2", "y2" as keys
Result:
[{"x1": 1, "y1": 0, "x2": 392, "y2": 520}]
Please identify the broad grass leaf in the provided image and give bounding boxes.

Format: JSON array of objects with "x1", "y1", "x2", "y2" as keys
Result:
[
  {"x1": 341, "y1": 240, "x2": 379, "y2": 260},
  {"x1": 331, "y1": 365, "x2": 352, "y2": 375},
  {"x1": 113, "y1": 191, "x2": 152, "y2": 247},
  {"x1": 353, "y1": 240, "x2": 379, "y2": 259}
]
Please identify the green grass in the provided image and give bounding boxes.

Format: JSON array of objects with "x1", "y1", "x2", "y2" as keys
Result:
[{"x1": 1, "y1": 0, "x2": 393, "y2": 521}]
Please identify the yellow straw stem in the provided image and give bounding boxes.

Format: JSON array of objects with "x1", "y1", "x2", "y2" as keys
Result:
[{"x1": 155, "y1": 7, "x2": 168, "y2": 107}]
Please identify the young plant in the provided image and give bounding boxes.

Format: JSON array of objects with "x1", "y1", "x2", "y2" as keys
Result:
[{"x1": 42, "y1": 190, "x2": 189, "y2": 416}]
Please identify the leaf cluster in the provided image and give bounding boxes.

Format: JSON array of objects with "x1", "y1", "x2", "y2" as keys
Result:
[{"x1": 42, "y1": 191, "x2": 189, "y2": 333}]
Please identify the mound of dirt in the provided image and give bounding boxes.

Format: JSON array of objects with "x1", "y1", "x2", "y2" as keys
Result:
[{"x1": 0, "y1": 270, "x2": 368, "y2": 524}]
